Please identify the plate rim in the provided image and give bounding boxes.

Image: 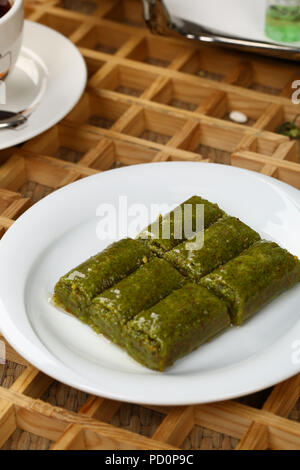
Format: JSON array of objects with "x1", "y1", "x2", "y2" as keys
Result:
[{"x1": 0, "y1": 161, "x2": 300, "y2": 406}]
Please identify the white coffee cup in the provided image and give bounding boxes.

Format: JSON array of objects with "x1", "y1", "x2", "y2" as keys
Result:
[{"x1": 0, "y1": 0, "x2": 24, "y2": 80}]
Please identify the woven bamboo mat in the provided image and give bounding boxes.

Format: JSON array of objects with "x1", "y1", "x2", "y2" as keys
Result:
[{"x1": 0, "y1": 0, "x2": 300, "y2": 450}]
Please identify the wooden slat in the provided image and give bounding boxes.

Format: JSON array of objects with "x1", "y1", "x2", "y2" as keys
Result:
[
  {"x1": 0, "y1": 0, "x2": 297, "y2": 451},
  {"x1": 237, "y1": 423, "x2": 269, "y2": 450},
  {"x1": 263, "y1": 375, "x2": 300, "y2": 417},
  {"x1": 51, "y1": 396, "x2": 121, "y2": 450},
  {"x1": 0, "y1": 388, "x2": 176, "y2": 450},
  {"x1": 152, "y1": 406, "x2": 194, "y2": 447},
  {"x1": 0, "y1": 366, "x2": 52, "y2": 446}
]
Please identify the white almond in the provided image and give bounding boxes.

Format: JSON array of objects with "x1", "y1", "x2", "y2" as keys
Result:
[{"x1": 229, "y1": 110, "x2": 248, "y2": 124}]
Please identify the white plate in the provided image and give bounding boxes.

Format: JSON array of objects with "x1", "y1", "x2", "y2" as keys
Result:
[
  {"x1": 166, "y1": 0, "x2": 300, "y2": 47},
  {"x1": 0, "y1": 162, "x2": 300, "y2": 406},
  {"x1": 0, "y1": 20, "x2": 86, "y2": 150}
]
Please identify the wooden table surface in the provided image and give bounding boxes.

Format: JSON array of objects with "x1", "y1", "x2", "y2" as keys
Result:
[{"x1": 0, "y1": 0, "x2": 300, "y2": 450}]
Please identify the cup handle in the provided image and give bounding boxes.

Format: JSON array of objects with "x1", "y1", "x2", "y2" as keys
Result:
[{"x1": 0, "y1": 51, "x2": 12, "y2": 80}]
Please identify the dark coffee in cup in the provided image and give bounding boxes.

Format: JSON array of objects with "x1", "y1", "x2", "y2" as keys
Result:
[{"x1": 0, "y1": 0, "x2": 11, "y2": 19}]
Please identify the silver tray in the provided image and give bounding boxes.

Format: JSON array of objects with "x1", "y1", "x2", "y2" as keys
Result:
[{"x1": 142, "y1": 0, "x2": 300, "y2": 61}]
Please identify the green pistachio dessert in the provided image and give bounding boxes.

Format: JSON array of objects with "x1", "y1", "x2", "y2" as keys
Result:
[
  {"x1": 89, "y1": 258, "x2": 185, "y2": 346},
  {"x1": 164, "y1": 216, "x2": 260, "y2": 281},
  {"x1": 200, "y1": 240, "x2": 300, "y2": 325},
  {"x1": 53, "y1": 238, "x2": 152, "y2": 322},
  {"x1": 53, "y1": 195, "x2": 300, "y2": 371},
  {"x1": 137, "y1": 195, "x2": 224, "y2": 256},
  {"x1": 126, "y1": 284, "x2": 230, "y2": 371}
]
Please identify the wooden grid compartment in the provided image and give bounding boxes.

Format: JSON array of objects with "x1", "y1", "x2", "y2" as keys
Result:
[
  {"x1": 95, "y1": 64, "x2": 159, "y2": 97},
  {"x1": 86, "y1": 138, "x2": 159, "y2": 169},
  {"x1": 289, "y1": 399, "x2": 300, "y2": 422},
  {"x1": 178, "y1": 47, "x2": 300, "y2": 96},
  {"x1": 176, "y1": 122, "x2": 241, "y2": 165},
  {"x1": 0, "y1": 188, "x2": 30, "y2": 237},
  {"x1": 23, "y1": 124, "x2": 106, "y2": 164},
  {"x1": 40, "y1": 380, "x2": 90, "y2": 413},
  {"x1": 84, "y1": 56, "x2": 105, "y2": 79},
  {"x1": 151, "y1": 78, "x2": 215, "y2": 112},
  {"x1": 0, "y1": 363, "x2": 27, "y2": 391},
  {"x1": 77, "y1": 23, "x2": 132, "y2": 54},
  {"x1": 127, "y1": 36, "x2": 189, "y2": 67},
  {"x1": 257, "y1": 104, "x2": 300, "y2": 136},
  {"x1": 207, "y1": 92, "x2": 270, "y2": 127},
  {"x1": 103, "y1": 0, "x2": 145, "y2": 28},
  {"x1": 67, "y1": 93, "x2": 130, "y2": 129},
  {"x1": 120, "y1": 107, "x2": 187, "y2": 145},
  {"x1": 180, "y1": 49, "x2": 227, "y2": 81},
  {"x1": 23, "y1": 122, "x2": 162, "y2": 170},
  {"x1": 110, "y1": 403, "x2": 165, "y2": 439},
  {"x1": 36, "y1": 11, "x2": 83, "y2": 36},
  {"x1": 0, "y1": 0, "x2": 299, "y2": 450},
  {"x1": 58, "y1": 0, "x2": 99, "y2": 15},
  {"x1": 0, "y1": 153, "x2": 77, "y2": 200}
]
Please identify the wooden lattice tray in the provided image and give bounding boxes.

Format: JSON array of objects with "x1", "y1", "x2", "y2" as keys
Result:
[{"x1": 0, "y1": 0, "x2": 300, "y2": 450}]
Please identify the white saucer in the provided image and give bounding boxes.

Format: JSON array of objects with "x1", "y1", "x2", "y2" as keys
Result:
[{"x1": 0, "y1": 20, "x2": 87, "y2": 150}]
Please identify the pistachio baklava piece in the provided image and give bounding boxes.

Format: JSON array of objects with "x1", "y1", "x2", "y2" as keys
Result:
[
  {"x1": 53, "y1": 238, "x2": 152, "y2": 322},
  {"x1": 138, "y1": 195, "x2": 224, "y2": 256},
  {"x1": 165, "y1": 216, "x2": 260, "y2": 281},
  {"x1": 125, "y1": 283, "x2": 230, "y2": 371},
  {"x1": 200, "y1": 240, "x2": 300, "y2": 325},
  {"x1": 88, "y1": 258, "x2": 186, "y2": 346}
]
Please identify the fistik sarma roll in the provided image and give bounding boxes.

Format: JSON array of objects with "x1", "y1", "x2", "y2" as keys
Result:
[
  {"x1": 200, "y1": 240, "x2": 300, "y2": 325},
  {"x1": 165, "y1": 216, "x2": 260, "y2": 281},
  {"x1": 89, "y1": 258, "x2": 186, "y2": 346},
  {"x1": 126, "y1": 283, "x2": 230, "y2": 371},
  {"x1": 53, "y1": 238, "x2": 152, "y2": 322},
  {"x1": 138, "y1": 195, "x2": 224, "y2": 256}
]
